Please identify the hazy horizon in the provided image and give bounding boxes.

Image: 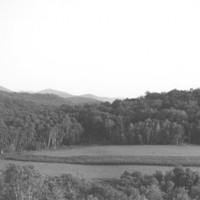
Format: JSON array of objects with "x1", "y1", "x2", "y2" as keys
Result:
[
  {"x1": 2, "y1": 84, "x2": 200, "y2": 99},
  {"x1": 1, "y1": 0, "x2": 200, "y2": 98}
]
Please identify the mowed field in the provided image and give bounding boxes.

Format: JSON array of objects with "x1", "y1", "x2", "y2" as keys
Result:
[
  {"x1": 0, "y1": 159, "x2": 173, "y2": 178},
  {"x1": 1, "y1": 159, "x2": 200, "y2": 179},
  {"x1": 2, "y1": 145, "x2": 200, "y2": 179},
  {"x1": 30, "y1": 145, "x2": 200, "y2": 157}
]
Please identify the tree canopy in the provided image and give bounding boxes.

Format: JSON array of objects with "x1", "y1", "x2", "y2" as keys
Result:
[{"x1": 2, "y1": 88, "x2": 200, "y2": 150}]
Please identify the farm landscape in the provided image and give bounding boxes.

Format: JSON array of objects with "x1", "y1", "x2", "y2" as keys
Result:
[
  {"x1": 1, "y1": 145, "x2": 200, "y2": 173},
  {"x1": 1, "y1": 0, "x2": 200, "y2": 198},
  {"x1": 2, "y1": 145, "x2": 200, "y2": 178},
  {"x1": 1, "y1": 88, "x2": 200, "y2": 199}
]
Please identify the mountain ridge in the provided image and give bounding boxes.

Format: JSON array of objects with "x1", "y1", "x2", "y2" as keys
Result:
[
  {"x1": 38, "y1": 89, "x2": 73, "y2": 98},
  {"x1": 38, "y1": 89, "x2": 116, "y2": 102},
  {"x1": 79, "y1": 93, "x2": 116, "y2": 103},
  {"x1": 0, "y1": 85, "x2": 117, "y2": 103},
  {"x1": 0, "y1": 85, "x2": 12, "y2": 92}
]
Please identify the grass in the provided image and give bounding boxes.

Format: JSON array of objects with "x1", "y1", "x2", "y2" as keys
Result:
[
  {"x1": 2, "y1": 153, "x2": 200, "y2": 167},
  {"x1": 29, "y1": 145, "x2": 200, "y2": 157},
  {"x1": 2, "y1": 145, "x2": 200, "y2": 178},
  {"x1": 2, "y1": 145, "x2": 200, "y2": 167},
  {"x1": 0, "y1": 159, "x2": 178, "y2": 178}
]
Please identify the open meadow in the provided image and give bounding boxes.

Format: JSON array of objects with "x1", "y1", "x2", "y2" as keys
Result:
[
  {"x1": 2, "y1": 145, "x2": 200, "y2": 179},
  {"x1": 0, "y1": 159, "x2": 171, "y2": 178},
  {"x1": 1, "y1": 159, "x2": 200, "y2": 179},
  {"x1": 0, "y1": 145, "x2": 200, "y2": 177},
  {"x1": 29, "y1": 145, "x2": 200, "y2": 157}
]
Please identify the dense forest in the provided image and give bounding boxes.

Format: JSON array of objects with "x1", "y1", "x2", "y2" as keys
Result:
[
  {"x1": 1, "y1": 88, "x2": 200, "y2": 151},
  {"x1": 1, "y1": 164, "x2": 200, "y2": 200}
]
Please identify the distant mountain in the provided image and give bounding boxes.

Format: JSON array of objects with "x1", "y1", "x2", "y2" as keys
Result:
[
  {"x1": 19, "y1": 92, "x2": 100, "y2": 106},
  {"x1": 18, "y1": 92, "x2": 73, "y2": 106},
  {"x1": 38, "y1": 89, "x2": 73, "y2": 98},
  {"x1": 18, "y1": 90, "x2": 35, "y2": 93},
  {"x1": 0, "y1": 86, "x2": 117, "y2": 104},
  {"x1": 80, "y1": 94, "x2": 116, "y2": 103},
  {"x1": 0, "y1": 90, "x2": 100, "y2": 108},
  {"x1": 38, "y1": 88, "x2": 116, "y2": 103},
  {"x1": 68, "y1": 96, "x2": 101, "y2": 104},
  {"x1": 0, "y1": 85, "x2": 12, "y2": 92}
]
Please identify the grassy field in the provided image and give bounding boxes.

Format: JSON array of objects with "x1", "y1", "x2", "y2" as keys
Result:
[
  {"x1": 2, "y1": 145, "x2": 200, "y2": 166},
  {"x1": 1, "y1": 145, "x2": 200, "y2": 178},
  {"x1": 2, "y1": 153, "x2": 200, "y2": 166},
  {"x1": 0, "y1": 159, "x2": 180, "y2": 179},
  {"x1": 28, "y1": 145, "x2": 200, "y2": 157}
]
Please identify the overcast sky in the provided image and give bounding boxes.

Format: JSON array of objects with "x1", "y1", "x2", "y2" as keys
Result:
[{"x1": 0, "y1": 0, "x2": 200, "y2": 98}]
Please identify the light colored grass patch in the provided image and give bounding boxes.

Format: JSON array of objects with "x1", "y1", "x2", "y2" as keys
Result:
[
  {"x1": 29, "y1": 145, "x2": 200, "y2": 157},
  {"x1": 1, "y1": 159, "x2": 200, "y2": 179},
  {"x1": 2, "y1": 145, "x2": 200, "y2": 179}
]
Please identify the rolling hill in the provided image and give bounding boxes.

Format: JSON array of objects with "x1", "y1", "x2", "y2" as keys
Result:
[
  {"x1": 0, "y1": 86, "x2": 116, "y2": 105},
  {"x1": 0, "y1": 90, "x2": 100, "y2": 109},
  {"x1": 67, "y1": 96, "x2": 101, "y2": 104},
  {"x1": 38, "y1": 89, "x2": 116, "y2": 102},
  {"x1": 38, "y1": 89, "x2": 101, "y2": 104},
  {"x1": 80, "y1": 94, "x2": 116, "y2": 103},
  {"x1": 38, "y1": 89, "x2": 73, "y2": 98},
  {"x1": 0, "y1": 85, "x2": 12, "y2": 92}
]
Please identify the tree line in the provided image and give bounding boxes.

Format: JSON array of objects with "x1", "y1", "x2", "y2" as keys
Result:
[
  {"x1": 1, "y1": 164, "x2": 200, "y2": 200},
  {"x1": 1, "y1": 88, "x2": 200, "y2": 150}
]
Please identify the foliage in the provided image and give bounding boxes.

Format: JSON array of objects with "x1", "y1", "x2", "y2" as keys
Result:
[
  {"x1": 2, "y1": 88, "x2": 200, "y2": 150},
  {"x1": 1, "y1": 164, "x2": 200, "y2": 200}
]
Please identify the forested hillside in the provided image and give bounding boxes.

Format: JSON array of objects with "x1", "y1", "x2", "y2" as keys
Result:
[
  {"x1": 1, "y1": 88, "x2": 200, "y2": 151},
  {"x1": 0, "y1": 90, "x2": 100, "y2": 107}
]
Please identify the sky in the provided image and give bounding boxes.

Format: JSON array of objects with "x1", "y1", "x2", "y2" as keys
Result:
[{"x1": 0, "y1": 0, "x2": 200, "y2": 98}]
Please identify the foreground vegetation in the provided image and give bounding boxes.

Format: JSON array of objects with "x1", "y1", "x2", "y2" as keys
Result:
[{"x1": 1, "y1": 164, "x2": 200, "y2": 200}]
